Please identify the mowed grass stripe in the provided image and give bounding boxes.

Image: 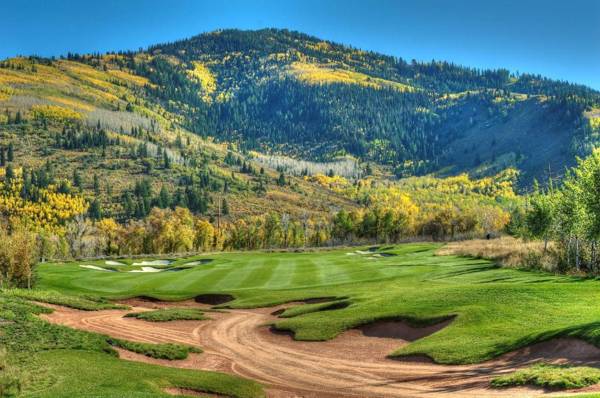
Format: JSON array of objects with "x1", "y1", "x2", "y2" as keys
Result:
[
  {"x1": 211, "y1": 261, "x2": 258, "y2": 290},
  {"x1": 264, "y1": 258, "x2": 297, "y2": 289},
  {"x1": 187, "y1": 264, "x2": 238, "y2": 292},
  {"x1": 238, "y1": 260, "x2": 278, "y2": 289},
  {"x1": 329, "y1": 257, "x2": 387, "y2": 284},
  {"x1": 290, "y1": 258, "x2": 321, "y2": 287}
]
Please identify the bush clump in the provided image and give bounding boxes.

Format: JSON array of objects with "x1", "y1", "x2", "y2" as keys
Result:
[
  {"x1": 108, "y1": 338, "x2": 201, "y2": 360},
  {"x1": 492, "y1": 363, "x2": 600, "y2": 389},
  {"x1": 124, "y1": 308, "x2": 206, "y2": 322}
]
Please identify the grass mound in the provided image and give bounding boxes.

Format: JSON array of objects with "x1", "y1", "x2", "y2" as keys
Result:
[
  {"x1": 4, "y1": 289, "x2": 125, "y2": 311},
  {"x1": 125, "y1": 308, "x2": 207, "y2": 322},
  {"x1": 108, "y1": 338, "x2": 202, "y2": 360},
  {"x1": 491, "y1": 363, "x2": 600, "y2": 389}
]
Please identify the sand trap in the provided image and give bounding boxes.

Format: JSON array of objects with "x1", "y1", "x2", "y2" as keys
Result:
[
  {"x1": 183, "y1": 259, "x2": 213, "y2": 266},
  {"x1": 132, "y1": 260, "x2": 171, "y2": 266},
  {"x1": 355, "y1": 250, "x2": 371, "y2": 255},
  {"x1": 194, "y1": 294, "x2": 234, "y2": 305},
  {"x1": 41, "y1": 302, "x2": 600, "y2": 398},
  {"x1": 79, "y1": 265, "x2": 113, "y2": 272},
  {"x1": 129, "y1": 266, "x2": 162, "y2": 273},
  {"x1": 359, "y1": 318, "x2": 454, "y2": 341},
  {"x1": 184, "y1": 261, "x2": 203, "y2": 266},
  {"x1": 105, "y1": 260, "x2": 125, "y2": 266},
  {"x1": 345, "y1": 252, "x2": 357, "y2": 256}
]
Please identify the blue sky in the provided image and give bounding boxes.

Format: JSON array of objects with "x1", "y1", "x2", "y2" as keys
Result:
[{"x1": 2, "y1": 0, "x2": 599, "y2": 89}]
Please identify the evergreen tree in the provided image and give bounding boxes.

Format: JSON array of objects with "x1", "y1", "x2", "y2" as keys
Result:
[
  {"x1": 93, "y1": 174, "x2": 100, "y2": 194},
  {"x1": 222, "y1": 198, "x2": 230, "y2": 215},
  {"x1": 163, "y1": 149, "x2": 171, "y2": 169},
  {"x1": 5, "y1": 164, "x2": 15, "y2": 184},
  {"x1": 88, "y1": 199, "x2": 102, "y2": 220},
  {"x1": 73, "y1": 170, "x2": 82, "y2": 188},
  {"x1": 7, "y1": 143, "x2": 13, "y2": 162},
  {"x1": 157, "y1": 185, "x2": 171, "y2": 208},
  {"x1": 277, "y1": 172, "x2": 286, "y2": 186}
]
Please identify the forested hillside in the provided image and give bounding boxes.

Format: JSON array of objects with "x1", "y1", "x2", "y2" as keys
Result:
[
  {"x1": 0, "y1": 28, "x2": 598, "y2": 264},
  {"x1": 138, "y1": 29, "x2": 600, "y2": 183}
]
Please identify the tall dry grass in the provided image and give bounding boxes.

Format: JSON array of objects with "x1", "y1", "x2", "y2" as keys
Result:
[{"x1": 436, "y1": 236, "x2": 556, "y2": 270}]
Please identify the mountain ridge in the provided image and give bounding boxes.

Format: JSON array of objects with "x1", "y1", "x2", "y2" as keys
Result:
[
  {"x1": 0, "y1": 28, "x2": 598, "y2": 224},
  {"x1": 139, "y1": 28, "x2": 600, "y2": 183}
]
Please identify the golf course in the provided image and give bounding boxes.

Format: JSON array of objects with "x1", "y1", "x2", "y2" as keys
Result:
[{"x1": 1, "y1": 243, "x2": 598, "y2": 397}]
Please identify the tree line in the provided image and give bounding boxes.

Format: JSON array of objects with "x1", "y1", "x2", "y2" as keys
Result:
[{"x1": 511, "y1": 149, "x2": 600, "y2": 273}]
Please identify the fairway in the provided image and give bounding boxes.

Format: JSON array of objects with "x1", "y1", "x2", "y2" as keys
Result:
[
  {"x1": 37, "y1": 244, "x2": 446, "y2": 297},
  {"x1": 37, "y1": 243, "x2": 600, "y2": 365}
]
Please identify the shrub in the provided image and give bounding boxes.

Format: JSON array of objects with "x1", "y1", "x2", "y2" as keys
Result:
[
  {"x1": 125, "y1": 308, "x2": 206, "y2": 322},
  {"x1": 108, "y1": 338, "x2": 201, "y2": 360},
  {"x1": 491, "y1": 363, "x2": 600, "y2": 389}
]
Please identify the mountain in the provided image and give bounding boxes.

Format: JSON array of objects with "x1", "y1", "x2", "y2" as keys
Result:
[
  {"x1": 0, "y1": 28, "x2": 598, "y2": 222},
  {"x1": 142, "y1": 29, "x2": 600, "y2": 183}
]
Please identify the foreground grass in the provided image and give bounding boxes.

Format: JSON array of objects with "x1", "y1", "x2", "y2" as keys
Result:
[
  {"x1": 0, "y1": 294, "x2": 264, "y2": 397},
  {"x1": 125, "y1": 308, "x2": 207, "y2": 322},
  {"x1": 17, "y1": 350, "x2": 263, "y2": 398},
  {"x1": 492, "y1": 363, "x2": 600, "y2": 389},
  {"x1": 36, "y1": 243, "x2": 600, "y2": 364},
  {"x1": 3, "y1": 289, "x2": 126, "y2": 311}
]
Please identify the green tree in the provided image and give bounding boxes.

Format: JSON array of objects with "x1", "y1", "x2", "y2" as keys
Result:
[
  {"x1": 525, "y1": 182, "x2": 555, "y2": 252},
  {"x1": 277, "y1": 172, "x2": 286, "y2": 186},
  {"x1": 6, "y1": 143, "x2": 13, "y2": 162}
]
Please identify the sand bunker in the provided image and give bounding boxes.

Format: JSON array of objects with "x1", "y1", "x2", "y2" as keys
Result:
[
  {"x1": 194, "y1": 294, "x2": 234, "y2": 305},
  {"x1": 79, "y1": 265, "x2": 113, "y2": 272},
  {"x1": 105, "y1": 260, "x2": 125, "y2": 266},
  {"x1": 129, "y1": 266, "x2": 162, "y2": 273},
  {"x1": 183, "y1": 259, "x2": 213, "y2": 266},
  {"x1": 132, "y1": 260, "x2": 172, "y2": 266},
  {"x1": 359, "y1": 317, "x2": 454, "y2": 341},
  {"x1": 40, "y1": 301, "x2": 600, "y2": 398}
]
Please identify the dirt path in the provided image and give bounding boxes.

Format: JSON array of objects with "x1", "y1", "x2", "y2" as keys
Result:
[{"x1": 40, "y1": 302, "x2": 600, "y2": 398}]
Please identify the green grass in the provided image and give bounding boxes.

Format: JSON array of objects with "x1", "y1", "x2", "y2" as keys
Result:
[
  {"x1": 3, "y1": 289, "x2": 126, "y2": 311},
  {"x1": 108, "y1": 338, "x2": 202, "y2": 360},
  {"x1": 492, "y1": 363, "x2": 600, "y2": 389},
  {"x1": 35, "y1": 243, "x2": 600, "y2": 364},
  {"x1": 15, "y1": 350, "x2": 263, "y2": 398},
  {"x1": 125, "y1": 308, "x2": 207, "y2": 322},
  {"x1": 0, "y1": 294, "x2": 264, "y2": 397}
]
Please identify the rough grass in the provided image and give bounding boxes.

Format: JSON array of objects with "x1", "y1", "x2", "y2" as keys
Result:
[
  {"x1": 492, "y1": 363, "x2": 600, "y2": 389},
  {"x1": 436, "y1": 236, "x2": 554, "y2": 269},
  {"x1": 0, "y1": 347, "x2": 21, "y2": 397},
  {"x1": 108, "y1": 338, "x2": 202, "y2": 360},
  {"x1": 0, "y1": 294, "x2": 263, "y2": 397},
  {"x1": 125, "y1": 308, "x2": 207, "y2": 322},
  {"x1": 3, "y1": 289, "x2": 126, "y2": 311}
]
